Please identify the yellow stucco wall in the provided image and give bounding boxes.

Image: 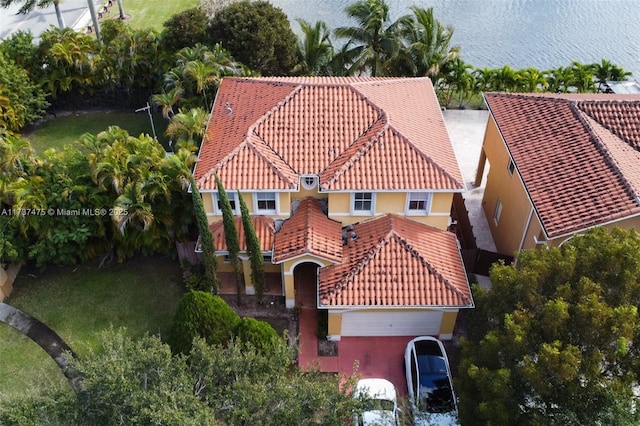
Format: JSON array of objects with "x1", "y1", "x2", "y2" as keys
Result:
[
  {"x1": 328, "y1": 191, "x2": 454, "y2": 227},
  {"x1": 438, "y1": 311, "x2": 459, "y2": 337},
  {"x1": 481, "y1": 117, "x2": 536, "y2": 256},
  {"x1": 328, "y1": 313, "x2": 342, "y2": 336}
]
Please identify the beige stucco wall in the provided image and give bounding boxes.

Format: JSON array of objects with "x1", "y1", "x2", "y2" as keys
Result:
[{"x1": 481, "y1": 117, "x2": 536, "y2": 256}]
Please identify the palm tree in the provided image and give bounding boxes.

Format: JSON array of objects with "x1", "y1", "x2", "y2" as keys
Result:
[
  {"x1": 165, "y1": 107, "x2": 209, "y2": 148},
  {"x1": 333, "y1": 0, "x2": 402, "y2": 76},
  {"x1": 517, "y1": 67, "x2": 547, "y2": 92},
  {"x1": 0, "y1": 0, "x2": 65, "y2": 29},
  {"x1": 490, "y1": 65, "x2": 520, "y2": 92},
  {"x1": 183, "y1": 60, "x2": 219, "y2": 110},
  {"x1": 442, "y1": 58, "x2": 474, "y2": 108},
  {"x1": 293, "y1": 19, "x2": 334, "y2": 76},
  {"x1": 391, "y1": 6, "x2": 460, "y2": 80},
  {"x1": 568, "y1": 61, "x2": 596, "y2": 93},
  {"x1": 151, "y1": 87, "x2": 184, "y2": 119}
]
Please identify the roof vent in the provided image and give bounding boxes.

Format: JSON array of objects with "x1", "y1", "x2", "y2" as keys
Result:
[
  {"x1": 328, "y1": 148, "x2": 335, "y2": 156},
  {"x1": 350, "y1": 231, "x2": 358, "y2": 242},
  {"x1": 225, "y1": 102, "x2": 232, "y2": 114}
]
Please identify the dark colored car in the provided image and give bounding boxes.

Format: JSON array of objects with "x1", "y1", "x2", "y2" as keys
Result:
[{"x1": 404, "y1": 336, "x2": 458, "y2": 425}]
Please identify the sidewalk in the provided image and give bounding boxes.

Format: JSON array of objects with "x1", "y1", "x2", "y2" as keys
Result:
[{"x1": 443, "y1": 109, "x2": 497, "y2": 252}]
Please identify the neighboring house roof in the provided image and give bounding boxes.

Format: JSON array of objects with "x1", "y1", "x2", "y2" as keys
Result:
[
  {"x1": 484, "y1": 92, "x2": 640, "y2": 239},
  {"x1": 318, "y1": 215, "x2": 472, "y2": 307},
  {"x1": 208, "y1": 215, "x2": 275, "y2": 252},
  {"x1": 194, "y1": 77, "x2": 464, "y2": 192},
  {"x1": 272, "y1": 198, "x2": 343, "y2": 263}
]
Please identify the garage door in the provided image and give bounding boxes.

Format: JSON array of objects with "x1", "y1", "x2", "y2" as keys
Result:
[{"x1": 340, "y1": 310, "x2": 442, "y2": 337}]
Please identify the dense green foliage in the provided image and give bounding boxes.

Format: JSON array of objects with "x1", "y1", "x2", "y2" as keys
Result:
[
  {"x1": 162, "y1": 7, "x2": 210, "y2": 51},
  {"x1": 168, "y1": 291, "x2": 240, "y2": 354},
  {"x1": 457, "y1": 227, "x2": 640, "y2": 425},
  {"x1": 0, "y1": 127, "x2": 195, "y2": 267},
  {"x1": 215, "y1": 175, "x2": 243, "y2": 296},
  {"x1": 232, "y1": 317, "x2": 278, "y2": 353},
  {"x1": 0, "y1": 52, "x2": 49, "y2": 132},
  {"x1": 189, "y1": 174, "x2": 219, "y2": 292},
  {"x1": 0, "y1": 329, "x2": 363, "y2": 425},
  {"x1": 238, "y1": 190, "x2": 265, "y2": 301},
  {"x1": 208, "y1": 0, "x2": 297, "y2": 75}
]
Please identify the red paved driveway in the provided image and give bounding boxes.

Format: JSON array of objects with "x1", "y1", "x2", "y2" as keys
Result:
[{"x1": 298, "y1": 308, "x2": 413, "y2": 395}]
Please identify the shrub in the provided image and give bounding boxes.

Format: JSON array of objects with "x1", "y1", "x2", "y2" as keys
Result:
[
  {"x1": 233, "y1": 317, "x2": 279, "y2": 353},
  {"x1": 208, "y1": 0, "x2": 297, "y2": 76},
  {"x1": 162, "y1": 7, "x2": 210, "y2": 51},
  {"x1": 168, "y1": 291, "x2": 240, "y2": 353}
]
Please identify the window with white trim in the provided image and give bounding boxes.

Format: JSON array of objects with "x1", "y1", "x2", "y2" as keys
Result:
[
  {"x1": 256, "y1": 192, "x2": 277, "y2": 213},
  {"x1": 407, "y1": 192, "x2": 432, "y2": 214},
  {"x1": 213, "y1": 192, "x2": 239, "y2": 215},
  {"x1": 353, "y1": 192, "x2": 374, "y2": 213},
  {"x1": 301, "y1": 176, "x2": 317, "y2": 190},
  {"x1": 493, "y1": 198, "x2": 502, "y2": 224}
]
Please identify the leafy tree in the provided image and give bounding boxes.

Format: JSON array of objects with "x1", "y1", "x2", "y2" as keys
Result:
[
  {"x1": 168, "y1": 290, "x2": 240, "y2": 354},
  {"x1": 162, "y1": 7, "x2": 210, "y2": 52},
  {"x1": 215, "y1": 174, "x2": 243, "y2": 298},
  {"x1": 232, "y1": 317, "x2": 279, "y2": 353},
  {"x1": 293, "y1": 19, "x2": 334, "y2": 76},
  {"x1": 457, "y1": 227, "x2": 640, "y2": 425},
  {"x1": 189, "y1": 173, "x2": 219, "y2": 293},
  {"x1": 208, "y1": 0, "x2": 297, "y2": 76},
  {"x1": 333, "y1": 0, "x2": 403, "y2": 76},
  {"x1": 0, "y1": 52, "x2": 49, "y2": 132},
  {"x1": 238, "y1": 190, "x2": 265, "y2": 302},
  {"x1": 567, "y1": 60, "x2": 597, "y2": 93},
  {"x1": 1, "y1": 329, "x2": 365, "y2": 425}
]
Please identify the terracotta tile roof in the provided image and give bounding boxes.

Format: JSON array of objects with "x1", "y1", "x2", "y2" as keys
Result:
[
  {"x1": 318, "y1": 215, "x2": 472, "y2": 307},
  {"x1": 484, "y1": 93, "x2": 640, "y2": 238},
  {"x1": 194, "y1": 77, "x2": 464, "y2": 192},
  {"x1": 208, "y1": 215, "x2": 275, "y2": 252},
  {"x1": 272, "y1": 198, "x2": 343, "y2": 263}
]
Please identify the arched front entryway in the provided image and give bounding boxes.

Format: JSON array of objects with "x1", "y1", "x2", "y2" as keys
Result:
[{"x1": 293, "y1": 262, "x2": 320, "y2": 307}]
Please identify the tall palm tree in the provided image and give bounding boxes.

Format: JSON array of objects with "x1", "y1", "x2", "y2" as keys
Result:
[
  {"x1": 0, "y1": 0, "x2": 65, "y2": 29},
  {"x1": 165, "y1": 107, "x2": 209, "y2": 149},
  {"x1": 183, "y1": 60, "x2": 219, "y2": 110},
  {"x1": 151, "y1": 87, "x2": 184, "y2": 119},
  {"x1": 333, "y1": 0, "x2": 403, "y2": 76},
  {"x1": 391, "y1": 6, "x2": 460, "y2": 80},
  {"x1": 490, "y1": 65, "x2": 520, "y2": 92},
  {"x1": 293, "y1": 19, "x2": 334, "y2": 76}
]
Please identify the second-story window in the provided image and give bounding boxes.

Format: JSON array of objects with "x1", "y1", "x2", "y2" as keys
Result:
[
  {"x1": 407, "y1": 192, "x2": 432, "y2": 214},
  {"x1": 256, "y1": 192, "x2": 277, "y2": 214},
  {"x1": 353, "y1": 192, "x2": 374, "y2": 213},
  {"x1": 213, "y1": 192, "x2": 239, "y2": 215}
]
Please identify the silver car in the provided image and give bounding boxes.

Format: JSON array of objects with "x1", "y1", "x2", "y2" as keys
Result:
[{"x1": 404, "y1": 336, "x2": 458, "y2": 425}]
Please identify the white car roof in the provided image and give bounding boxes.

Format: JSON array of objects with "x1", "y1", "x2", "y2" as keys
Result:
[{"x1": 356, "y1": 378, "x2": 397, "y2": 401}]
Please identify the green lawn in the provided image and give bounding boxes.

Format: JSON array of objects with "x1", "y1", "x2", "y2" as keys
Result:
[
  {"x1": 0, "y1": 256, "x2": 184, "y2": 403},
  {"x1": 24, "y1": 110, "x2": 170, "y2": 153},
  {"x1": 103, "y1": 0, "x2": 199, "y2": 32}
]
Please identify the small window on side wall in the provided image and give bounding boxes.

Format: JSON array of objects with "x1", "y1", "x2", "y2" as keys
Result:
[
  {"x1": 494, "y1": 198, "x2": 502, "y2": 224},
  {"x1": 508, "y1": 159, "x2": 515, "y2": 176}
]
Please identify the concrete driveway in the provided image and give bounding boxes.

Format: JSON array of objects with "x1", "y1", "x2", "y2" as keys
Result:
[{"x1": 0, "y1": 0, "x2": 102, "y2": 41}]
